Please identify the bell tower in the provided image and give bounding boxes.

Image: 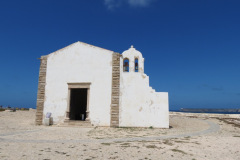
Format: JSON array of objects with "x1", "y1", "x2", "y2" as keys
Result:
[{"x1": 122, "y1": 45, "x2": 144, "y2": 73}]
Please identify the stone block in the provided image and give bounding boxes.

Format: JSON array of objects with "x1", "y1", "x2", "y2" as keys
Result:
[{"x1": 44, "y1": 117, "x2": 53, "y2": 126}]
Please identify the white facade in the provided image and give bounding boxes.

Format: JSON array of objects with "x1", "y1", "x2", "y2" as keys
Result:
[
  {"x1": 41, "y1": 42, "x2": 169, "y2": 128},
  {"x1": 43, "y1": 42, "x2": 113, "y2": 126}
]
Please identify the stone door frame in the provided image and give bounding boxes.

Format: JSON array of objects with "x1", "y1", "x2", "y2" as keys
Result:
[{"x1": 65, "y1": 82, "x2": 91, "y2": 121}]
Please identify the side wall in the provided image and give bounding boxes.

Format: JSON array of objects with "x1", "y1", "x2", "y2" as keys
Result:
[
  {"x1": 43, "y1": 43, "x2": 113, "y2": 126},
  {"x1": 119, "y1": 61, "x2": 169, "y2": 128}
]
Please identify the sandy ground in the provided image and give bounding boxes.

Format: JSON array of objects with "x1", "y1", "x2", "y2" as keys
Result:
[{"x1": 0, "y1": 110, "x2": 240, "y2": 160}]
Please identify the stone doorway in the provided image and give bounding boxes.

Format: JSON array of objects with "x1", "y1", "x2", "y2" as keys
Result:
[
  {"x1": 70, "y1": 88, "x2": 87, "y2": 120},
  {"x1": 65, "y1": 83, "x2": 91, "y2": 122}
]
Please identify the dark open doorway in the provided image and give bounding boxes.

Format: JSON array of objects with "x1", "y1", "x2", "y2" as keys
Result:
[{"x1": 70, "y1": 88, "x2": 87, "y2": 121}]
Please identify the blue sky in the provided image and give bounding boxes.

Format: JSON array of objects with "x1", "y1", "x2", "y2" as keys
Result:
[{"x1": 0, "y1": 0, "x2": 239, "y2": 110}]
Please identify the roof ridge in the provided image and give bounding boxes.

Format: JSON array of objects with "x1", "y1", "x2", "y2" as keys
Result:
[{"x1": 77, "y1": 41, "x2": 114, "y2": 52}]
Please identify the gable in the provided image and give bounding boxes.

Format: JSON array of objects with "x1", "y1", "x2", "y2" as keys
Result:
[{"x1": 46, "y1": 41, "x2": 114, "y2": 58}]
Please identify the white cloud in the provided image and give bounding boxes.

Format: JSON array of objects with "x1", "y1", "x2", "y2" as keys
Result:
[
  {"x1": 104, "y1": 0, "x2": 123, "y2": 10},
  {"x1": 104, "y1": 0, "x2": 154, "y2": 10}
]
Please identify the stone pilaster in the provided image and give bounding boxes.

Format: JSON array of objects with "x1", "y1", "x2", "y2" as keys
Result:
[
  {"x1": 110, "y1": 52, "x2": 121, "y2": 127},
  {"x1": 35, "y1": 56, "x2": 47, "y2": 125}
]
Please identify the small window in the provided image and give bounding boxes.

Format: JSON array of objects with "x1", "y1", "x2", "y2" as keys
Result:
[
  {"x1": 135, "y1": 58, "x2": 138, "y2": 72},
  {"x1": 123, "y1": 58, "x2": 129, "y2": 72}
]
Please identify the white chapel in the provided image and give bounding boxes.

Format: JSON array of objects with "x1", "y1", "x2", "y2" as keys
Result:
[{"x1": 36, "y1": 42, "x2": 169, "y2": 128}]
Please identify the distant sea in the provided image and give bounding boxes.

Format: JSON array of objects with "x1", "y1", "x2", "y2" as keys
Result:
[
  {"x1": 0, "y1": 106, "x2": 36, "y2": 109},
  {"x1": 170, "y1": 108, "x2": 240, "y2": 114}
]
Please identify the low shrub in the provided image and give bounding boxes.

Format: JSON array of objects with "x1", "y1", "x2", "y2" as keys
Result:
[{"x1": 0, "y1": 108, "x2": 5, "y2": 112}]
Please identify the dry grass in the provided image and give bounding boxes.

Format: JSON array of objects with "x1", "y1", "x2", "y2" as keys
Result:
[{"x1": 171, "y1": 149, "x2": 187, "y2": 154}]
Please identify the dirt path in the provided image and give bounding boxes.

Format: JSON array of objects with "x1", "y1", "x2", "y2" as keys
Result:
[{"x1": 0, "y1": 119, "x2": 219, "y2": 144}]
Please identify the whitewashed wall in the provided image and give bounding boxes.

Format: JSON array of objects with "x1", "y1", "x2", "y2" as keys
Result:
[
  {"x1": 43, "y1": 42, "x2": 113, "y2": 126},
  {"x1": 119, "y1": 46, "x2": 169, "y2": 128}
]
